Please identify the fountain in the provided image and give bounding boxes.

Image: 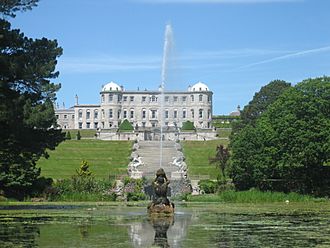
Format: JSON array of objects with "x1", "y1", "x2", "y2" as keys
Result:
[{"x1": 159, "y1": 24, "x2": 174, "y2": 167}]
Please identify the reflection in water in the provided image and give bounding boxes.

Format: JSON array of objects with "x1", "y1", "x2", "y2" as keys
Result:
[
  {"x1": 128, "y1": 212, "x2": 191, "y2": 247},
  {"x1": 150, "y1": 216, "x2": 173, "y2": 248}
]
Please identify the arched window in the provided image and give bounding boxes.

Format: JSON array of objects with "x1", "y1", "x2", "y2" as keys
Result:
[
  {"x1": 191, "y1": 109, "x2": 194, "y2": 118},
  {"x1": 94, "y1": 109, "x2": 98, "y2": 119},
  {"x1": 78, "y1": 109, "x2": 83, "y2": 118},
  {"x1": 199, "y1": 94, "x2": 203, "y2": 102},
  {"x1": 86, "y1": 110, "x2": 90, "y2": 119}
]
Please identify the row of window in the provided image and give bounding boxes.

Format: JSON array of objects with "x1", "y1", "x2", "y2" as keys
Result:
[
  {"x1": 101, "y1": 94, "x2": 211, "y2": 103},
  {"x1": 77, "y1": 108, "x2": 211, "y2": 120}
]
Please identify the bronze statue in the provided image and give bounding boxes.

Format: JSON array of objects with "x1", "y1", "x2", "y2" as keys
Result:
[{"x1": 148, "y1": 168, "x2": 174, "y2": 215}]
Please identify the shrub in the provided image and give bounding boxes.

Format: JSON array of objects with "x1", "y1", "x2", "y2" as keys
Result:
[
  {"x1": 65, "y1": 131, "x2": 71, "y2": 140},
  {"x1": 118, "y1": 119, "x2": 134, "y2": 132},
  {"x1": 181, "y1": 121, "x2": 195, "y2": 131},
  {"x1": 76, "y1": 130, "x2": 81, "y2": 140},
  {"x1": 198, "y1": 179, "x2": 217, "y2": 194}
]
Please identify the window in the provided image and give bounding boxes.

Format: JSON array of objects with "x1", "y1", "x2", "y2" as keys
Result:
[
  {"x1": 64, "y1": 114, "x2": 67, "y2": 119},
  {"x1": 165, "y1": 110, "x2": 169, "y2": 119},
  {"x1": 183, "y1": 109, "x2": 186, "y2": 118},
  {"x1": 123, "y1": 110, "x2": 127, "y2": 119},
  {"x1": 142, "y1": 96, "x2": 146, "y2": 102},
  {"x1": 191, "y1": 95, "x2": 194, "y2": 102},
  {"x1": 94, "y1": 110, "x2": 98, "y2": 119},
  {"x1": 123, "y1": 96, "x2": 128, "y2": 102},
  {"x1": 199, "y1": 109, "x2": 203, "y2": 118},
  {"x1": 79, "y1": 122, "x2": 82, "y2": 129},
  {"x1": 109, "y1": 122, "x2": 113, "y2": 128},
  {"x1": 151, "y1": 95, "x2": 157, "y2": 102},
  {"x1": 191, "y1": 109, "x2": 194, "y2": 118},
  {"x1": 165, "y1": 122, "x2": 168, "y2": 126},
  {"x1": 182, "y1": 96, "x2": 187, "y2": 102},
  {"x1": 109, "y1": 109, "x2": 113, "y2": 118},
  {"x1": 142, "y1": 122, "x2": 146, "y2": 128},
  {"x1": 130, "y1": 96, "x2": 134, "y2": 102},
  {"x1": 109, "y1": 94, "x2": 113, "y2": 102},
  {"x1": 152, "y1": 123, "x2": 156, "y2": 127},
  {"x1": 94, "y1": 122, "x2": 98, "y2": 129},
  {"x1": 199, "y1": 94, "x2": 203, "y2": 102},
  {"x1": 151, "y1": 110, "x2": 157, "y2": 118},
  {"x1": 173, "y1": 96, "x2": 178, "y2": 102},
  {"x1": 117, "y1": 110, "x2": 121, "y2": 119},
  {"x1": 165, "y1": 96, "x2": 169, "y2": 102},
  {"x1": 86, "y1": 110, "x2": 90, "y2": 119},
  {"x1": 72, "y1": 115, "x2": 74, "y2": 119},
  {"x1": 208, "y1": 95, "x2": 211, "y2": 102},
  {"x1": 56, "y1": 114, "x2": 59, "y2": 119},
  {"x1": 208, "y1": 110, "x2": 211, "y2": 119},
  {"x1": 118, "y1": 95, "x2": 122, "y2": 103},
  {"x1": 142, "y1": 109, "x2": 146, "y2": 119},
  {"x1": 174, "y1": 110, "x2": 177, "y2": 118},
  {"x1": 101, "y1": 94, "x2": 105, "y2": 103},
  {"x1": 86, "y1": 122, "x2": 90, "y2": 128},
  {"x1": 78, "y1": 110, "x2": 82, "y2": 118},
  {"x1": 130, "y1": 110, "x2": 134, "y2": 119}
]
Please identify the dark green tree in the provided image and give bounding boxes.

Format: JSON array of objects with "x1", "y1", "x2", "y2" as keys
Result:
[
  {"x1": 0, "y1": 8, "x2": 64, "y2": 198},
  {"x1": 0, "y1": 0, "x2": 38, "y2": 17},
  {"x1": 232, "y1": 80, "x2": 291, "y2": 134},
  {"x1": 230, "y1": 77, "x2": 330, "y2": 195},
  {"x1": 76, "y1": 130, "x2": 81, "y2": 140},
  {"x1": 118, "y1": 119, "x2": 134, "y2": 131},
  {"x1": 209, "y1": 144, "x2": 230, "y2": 179},
  {"x1": 66, "y1": 131, "x2": 71, "y2": 140}
]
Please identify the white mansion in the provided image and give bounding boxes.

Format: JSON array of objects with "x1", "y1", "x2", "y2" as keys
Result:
[{"x1": 55, "y1": 81, "x2": 213, "y2": 132}]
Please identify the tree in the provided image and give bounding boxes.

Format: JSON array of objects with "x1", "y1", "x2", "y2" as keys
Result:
[
  {"x1": 76, "y1": 130, "x2": 81, "y2": 140},
  {"x1": 232, "y1": 80, "x2": 291, "y2": 134},
  {"x1": 0, "y1": 13, "x2": 64, "y2": 198},
  {"x1": 66, "y1": 131, "x2": 71, "y2": 140},
  {"x1": 0, "y1": 0, "x2": 38, "y2": 17},
  {"x1": 118, "y1": 119, "x2": 134, "y2": 132},
  {"x1": 230, "y1": 77, "x2": 330, "y2": 195},
  {"x1": 209, "y1": 144, "x2": 230, "y2": 180}
]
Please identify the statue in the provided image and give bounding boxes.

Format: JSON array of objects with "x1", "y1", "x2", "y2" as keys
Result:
[{"x1": 148, "y1": 168, "x2": 174, "y2": 215}]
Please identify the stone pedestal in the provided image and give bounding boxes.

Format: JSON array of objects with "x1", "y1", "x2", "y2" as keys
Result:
[{"x1": 171, "y1": 171, "x2": 184, "y2": 179}]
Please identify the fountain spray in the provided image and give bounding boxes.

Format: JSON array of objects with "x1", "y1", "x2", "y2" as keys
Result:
[{"x1": 159, "y1": 24, "x2": 173, "y2": 167}]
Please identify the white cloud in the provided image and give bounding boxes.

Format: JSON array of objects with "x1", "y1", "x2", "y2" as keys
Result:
[{"x1": 133, "y1": 0, "x2": 302, "y2": 4}]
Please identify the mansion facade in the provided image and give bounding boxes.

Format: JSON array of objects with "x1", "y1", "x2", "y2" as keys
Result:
[{"x1": 55, "y1": 81, "x2": 213, "y2": 131}]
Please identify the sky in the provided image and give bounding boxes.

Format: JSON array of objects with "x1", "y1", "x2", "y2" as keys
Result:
[{"x1": 9, "y1": 0, "x2": 330, "y2": 114}]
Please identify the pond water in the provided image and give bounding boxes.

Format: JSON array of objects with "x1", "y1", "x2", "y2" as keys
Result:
[{"x1": 0, "y1": 202, "x2": 330, "y2": 247}]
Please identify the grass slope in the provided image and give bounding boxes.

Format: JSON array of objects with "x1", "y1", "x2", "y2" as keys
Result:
[
  {"x1": 37, "y1": 140, "x2": 132, "y2": 179},
  {"x1": 182, "y1": 140, "x2": 229, "y2": 179}
]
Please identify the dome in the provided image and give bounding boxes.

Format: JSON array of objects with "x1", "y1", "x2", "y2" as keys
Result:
[
  {"x1": 189, "y1": 81, "x2": 209, "y2": 92},
  {"x1": 101, "y1": 81, "x2": 122, "y2": 92}
]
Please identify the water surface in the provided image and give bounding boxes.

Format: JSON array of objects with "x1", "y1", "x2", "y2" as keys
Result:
[{"x1": 0, "y1": 202, "x2": 329, "y2": 247}]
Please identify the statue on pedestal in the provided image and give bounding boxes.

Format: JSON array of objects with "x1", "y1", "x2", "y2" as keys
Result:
[{"x1": 148, "y1": 168, "x2": 174, "y2": 215}]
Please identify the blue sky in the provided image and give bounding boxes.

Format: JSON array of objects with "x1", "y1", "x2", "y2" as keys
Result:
[{"x1": 10, "y1": 0, "x2": 330, "y2": 114}]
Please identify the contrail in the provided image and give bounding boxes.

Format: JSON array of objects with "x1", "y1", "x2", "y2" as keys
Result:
[{"x1": 238, "y1": 46, "x2": 330, "y2": 69}]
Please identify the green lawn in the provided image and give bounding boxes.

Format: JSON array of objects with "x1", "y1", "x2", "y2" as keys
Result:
[
  {"x1": 37, "y1": 140, "x2": 132, "y2": 179},
  {"x1": 182, "y1": 140, "x2": 229, "y2": 179}
]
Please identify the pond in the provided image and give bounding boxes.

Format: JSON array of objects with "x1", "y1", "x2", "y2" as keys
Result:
[{"x1": 0, "y1": 202, "x2": 330, "y2": 247}]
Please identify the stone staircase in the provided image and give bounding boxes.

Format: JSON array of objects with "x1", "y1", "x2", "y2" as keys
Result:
[{"x1": 137, "y1": 141, "x2": 178, "y2": 179}]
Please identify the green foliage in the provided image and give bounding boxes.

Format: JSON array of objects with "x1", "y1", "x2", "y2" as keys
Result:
[
  {"x1": 65, "y1": 131, "x2": 71, "y2": 140},
  {"x1": 76, "y1": 130, "x2": 81, "y2": 140},
  {"x1": 232, "y1": 80, "x2": 291, "y2": 134},
  {"x1": 76, "y1": 160, "x2": 92, "y2": 177},
  {"x1": 0, "y1": 15, "x2": 64, "y2": 200},
  {"x1": 198, "y1": 180, "x2": 217, "y2": 194},
  {"x1": 209, "y1": 144, "x2": 230, "y2": 178},
  {"x1": 230, "y1": 77, "x2": 330, "y2": 196},
  {"x1": 181, "y1": 121, "x2": 195, "y2": 131},
  {"x1": 0, "y1": 0, "x2": 39, "y2": 17},
  {"x1": 118, "y1": 119, "x2": 134, "y2": 132},
  {"x1": 123, "y1": 177, "x2": 146, "y2": 201}
]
